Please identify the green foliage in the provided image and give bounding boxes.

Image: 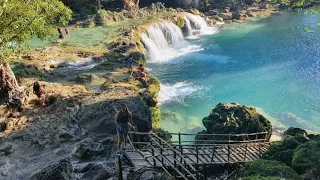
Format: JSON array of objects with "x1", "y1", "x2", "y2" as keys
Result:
[
  {"x1": 98, "y1": 9, "x2": 108, "y2": 16},
  {"x1": 240, "y1": 159, "x2": 302, "y2": 180},
  {"x1": 243, "y1": 175, "x2": 281, "y2": 180},
  {"x1": 292, "y1": 140, "x2": 320, "y2": 174},
  {"x1": 263, "y1": 136, "x2": 308, "y2": 166},
  {"x1": 0, "y1": 0, "x2": 72, "y2": 63}
]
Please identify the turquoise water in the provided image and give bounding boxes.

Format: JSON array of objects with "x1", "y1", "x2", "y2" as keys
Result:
[{"x1": 148, "y1": 11, "x2": 320, "y2": 134}]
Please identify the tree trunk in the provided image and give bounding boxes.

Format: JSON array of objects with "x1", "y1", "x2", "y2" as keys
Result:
[{"x1": 0, "y1": 63, "x2": 27, "y2": 109}]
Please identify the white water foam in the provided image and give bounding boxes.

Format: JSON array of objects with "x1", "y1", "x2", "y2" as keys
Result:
[
  {"x1": 158, "y1": 82, "x2": 201, "y2": 104},
  {"x1": 140, "y1": 13, "x2": 218, "y2": 63},
  {"x1": 185, "y1": 13, "x2": 219, "y2": 35}
]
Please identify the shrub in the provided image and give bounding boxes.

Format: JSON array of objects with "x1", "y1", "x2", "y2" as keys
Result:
[{"x1": 240, "y1": 159, "x2": 302, "y2": 180}]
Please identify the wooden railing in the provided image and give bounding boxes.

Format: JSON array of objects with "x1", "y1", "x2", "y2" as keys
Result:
[{"x1": 125, "y1": 131, "x2": 270, "y2": 180}]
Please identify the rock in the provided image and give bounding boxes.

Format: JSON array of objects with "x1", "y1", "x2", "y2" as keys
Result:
[
  {"x1": 129, "y1": 51, "x2": 145, "y2": 61},
  {"x1": 188, "y1": 9, "x2": 201, "y2": 15},
  {"x1": 74, "y1": 163, "x2": 95, "y2": 173},
  {"x1": 74, "y1": 138, "x2": 105, "y2": 159},
  {"x1": 201, "y1": 103, "x2": 272, "y2": 140},
  {"x1": 212, "y1": 15, "x2": 224, "y2": 22},
  {"x1": 30, "y1": 157, "x2": 74, "y2": 180},
  {"x1": 279, "y1": 2, "x2": 289, "y2": 9},
  {"x1": 0, "y1": 143, "x2": 14, "y2": 155},
  {"x1": 0, "y1": 122, "x2": 6, "y2": 132},
  {"x1": 81, "y1": 164, "x2": 113, "y2": 180},
  {"x1": 283, "y1": 127, "x2": 308, "y2": 137},
  {"x1": 245, "y1": 0, "x2": 256, "y2": 5},
  {"x1": 247, "y1": 11, "x2": 256, "y2": 17},
  {"x1": 259, "y1": 3, "x2": 270, "y2": 9},
  {"x1": 100, "y1": 77, "x2": 119, "y2": 91},
  {"x1": 219, "y1": 12, "x2": 233, "y2": 20},
  {"x1": 74, "y1": 74, "x2": 101, "y2": 84},
  {"x1": 140, "y1": 170, "x2": 155, "y2": 180},
  {"x1": 232, "y1": 10, "x2": 247, "y2": 20},
  {"x1": 205, "y1": 17, "x2": 217, "y2": 26},
  {"x1": 223, "y1": 7, "x2": 230, "y2": 13},
  {"x1": 206, "y1": 9, "x2": 219, "y2": 16}
]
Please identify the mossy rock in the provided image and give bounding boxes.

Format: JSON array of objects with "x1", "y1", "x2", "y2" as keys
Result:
[
  {"x1": 176, "y1": 17, "x2": 185, "y2": 28},
  {"x1": 283, "y1": 127, "x2": 308, "y2": 137},
  {"x1": 292, "y1": 139, "x2": 320, "y2": 175},
  {"x1": 240, "y1": 159, "x2": 302, "y2": 180},
  {"x1": 202, "y1": 103, "x2": 272, "y2": 140}
]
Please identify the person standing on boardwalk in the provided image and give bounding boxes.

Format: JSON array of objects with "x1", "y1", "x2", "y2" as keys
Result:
[{"x1": 115, "y1": 104, "x2": 134, "y2": 152}]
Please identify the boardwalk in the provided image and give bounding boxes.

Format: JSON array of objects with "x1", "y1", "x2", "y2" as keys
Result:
[{"x1": 123, "y1": 131, "x2": 270, "y2": 180}]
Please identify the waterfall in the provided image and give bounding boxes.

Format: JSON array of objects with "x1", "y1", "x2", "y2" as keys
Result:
[
  {"x1": 183, "y1": 16, "x2": 193, "y2": 36},
  {"x1": 185, "y1": 13, "x2": 210, "y2": 34},
  {"x1": 140, "y1": 34, "x2": 162, "y2": 61},
  {"x1": 140, "y1": 21, "x2": 186, "y2": 61},
  {"x1": 140, "y1": 13, "x2": 215, "y2": 62}
]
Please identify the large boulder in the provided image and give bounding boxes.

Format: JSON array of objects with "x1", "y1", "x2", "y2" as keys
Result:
[
  {"x1": 30, "y1": 157, "x2": 74, "y2": 180},
  {"x1": 202, "y1": 103, "x2": 272, "y2": 140},
  {"x1": 283, "y1": 127, "x2": 308, "y2": 137}
]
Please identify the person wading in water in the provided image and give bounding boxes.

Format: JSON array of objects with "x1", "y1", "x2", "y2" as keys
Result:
[{"x1": 115, "y1": 104, "x2": 134, "y2": 152}]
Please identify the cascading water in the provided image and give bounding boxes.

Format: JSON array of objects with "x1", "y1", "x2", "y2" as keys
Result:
[
  {"x1": 140, "y1": 34, "x2": 162, "y2": 60},
  {"x1": 140, "y1": 13, "x2": 217, "y2": 62},
  {"x1": 183, "y1": 17, "x2": 193, "y2": 36},
  {"x1": 185, "y1": 13, "x2": 212, "y2": 34}
]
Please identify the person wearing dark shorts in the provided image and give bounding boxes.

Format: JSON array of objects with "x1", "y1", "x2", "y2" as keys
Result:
[
  {"x1": 115, "y1": 104, "x2": 134, "y2": 151},
  {"x1": 127, "y1": 55, "x2": 138, "y2": 78}
]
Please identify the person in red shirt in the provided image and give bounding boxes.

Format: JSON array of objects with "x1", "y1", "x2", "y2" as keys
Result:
[{"x1": 137, "y1": 64, "x2": 147, "y2": 82}]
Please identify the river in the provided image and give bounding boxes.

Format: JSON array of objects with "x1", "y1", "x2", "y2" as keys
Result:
[{"x1": 144, "y1": 10, "x2": 320, "y2": 134}]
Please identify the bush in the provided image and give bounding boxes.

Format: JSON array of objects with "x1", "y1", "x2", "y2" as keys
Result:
[
  {"x1": 243, "y1": 175, "x2": 281, "y2": 180},
  {"x1": 240, "y1": 159, "x2": 302, "y2": 180},
  {"x1": 292, "y1": 140, "x2": 320, "y2": 174},
  {"x1": 263, "y1": 136, "x2": 308, "y2": 166}
]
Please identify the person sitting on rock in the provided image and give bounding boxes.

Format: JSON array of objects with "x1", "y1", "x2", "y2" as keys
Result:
[
  {"x1": 137, "y1": 64, "x2": 147, "y2": 82},
  {"x1": 114, "y1": 104, "x2": 135, "y2": 152},
  {"x1": 33, "y1": 81, "x2": 46, "y2": 107}
]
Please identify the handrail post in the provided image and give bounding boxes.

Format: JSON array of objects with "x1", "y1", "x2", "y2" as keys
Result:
[
  {"x1": 179, "y1": 132, "x2": 182, "y2": 152},
  {"x1": 151, "y1": 140, "x2": 156, "y2": 166},
  {"x1": 117, "y1": 154, "x2": 123, "y2": 180},
  {"x1": 258, "y1": 141, "x2": 261, "y2": 157},
  {"x1": 228, "y1": 133, "x2": 231, "y2": 162},
  {"x1": 203, "y1": 164, "x2": 207, "y2": 180},
  {"x1": 174, "y1": 147, "x2": 177, "y2": 179},
  {"x1": 196, "y1": 145, "x2": 199, "y2": 164},
  {"x1": 244, "y1": 143, "x2": 248, "y2": 162}
]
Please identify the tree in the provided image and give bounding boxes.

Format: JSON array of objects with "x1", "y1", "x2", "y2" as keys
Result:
[{"x1": 0, "y1": 0, "x2": 72, "y2": 107}]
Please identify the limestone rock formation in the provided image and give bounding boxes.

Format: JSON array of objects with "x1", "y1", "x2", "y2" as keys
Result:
[{"x1": 201, "y1": 103, "x2": 272, "y2": 140}]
